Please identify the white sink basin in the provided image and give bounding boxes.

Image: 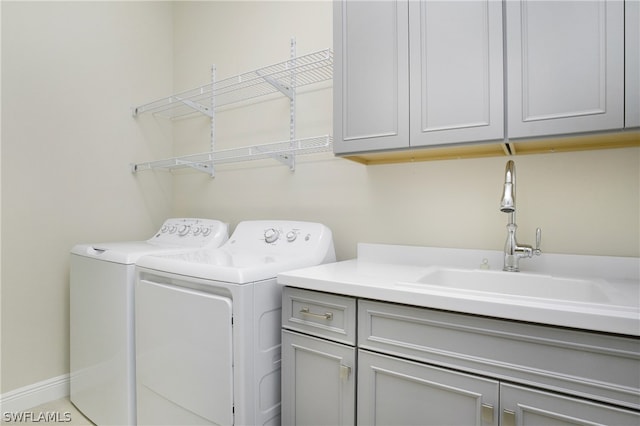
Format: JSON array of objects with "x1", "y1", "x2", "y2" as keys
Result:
[
  {"x1": 402, "y1": 267, "x2": 617, "y2": 305},
  {"x1": 280, "y1": 244, "x2": 640, "y2": 335}
]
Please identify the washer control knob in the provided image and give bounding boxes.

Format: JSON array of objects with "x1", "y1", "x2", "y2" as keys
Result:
[
  {"x1": 161, "y1": 225, "x2": 169, "y2": 233},
  {"x1": 178, "y1": 225, "x2": 190, "y2": 236},
  {"x1": 264, "y1": 228, "x2": 279, "y2": 243},
  {"x1": 168, "y1": 225, "x2": 177, "y2": 234},
  {"x1": 201, "y1": 227, "x2": 212, "y2": 237},
  {"x1": 192, "y1": 226, "x2": 202, "y2": 236},
  {"x1": 286, "y1": 231, "x2": 297, "y2": 242}
]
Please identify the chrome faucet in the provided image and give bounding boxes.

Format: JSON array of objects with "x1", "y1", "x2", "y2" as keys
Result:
[{"x1": 500, "y1": 160, "x2": 542, "y2": 272}]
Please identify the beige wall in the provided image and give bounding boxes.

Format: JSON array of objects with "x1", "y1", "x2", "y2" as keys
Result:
[
  {"x1": 1, "y1": 0, "x2": 639, "y2": 397},
  {"x1": 170, "y1": 1, "x2": 639, "y2": 261},
  {"x1": 1, "y1": 1, "x2": 174, "y2": 393}
]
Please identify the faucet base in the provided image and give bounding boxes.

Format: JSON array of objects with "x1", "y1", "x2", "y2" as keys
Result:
[{"x1": 503, "y1": 254, "x2": 521, "y2": 272}]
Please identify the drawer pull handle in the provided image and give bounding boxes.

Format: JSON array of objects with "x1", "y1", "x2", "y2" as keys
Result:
[
  {"x1": 502, "y1": 409, "x2": 516, "y2": 426},
  {"x1": 481, "y1": 404, "x2": 494, "y2": 424},
  {"x1": 339, "y1": 365, "x2": 351, "y2": 380},
  {"x1": 300, "y1": 307, "x2": 333, "y2": 321}
]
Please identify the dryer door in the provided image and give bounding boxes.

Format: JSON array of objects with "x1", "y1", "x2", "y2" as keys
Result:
[{"x1": 136, "y1": 279, "x2": 233, "y2": 425}]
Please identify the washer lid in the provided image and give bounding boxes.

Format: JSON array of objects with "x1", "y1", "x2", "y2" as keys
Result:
[
  {"x1": 71, "y1": 242, "x2": 192, "y2": 265},
  {"x1": 70, "y1": 218, "x2": 229, "y2": 265}
]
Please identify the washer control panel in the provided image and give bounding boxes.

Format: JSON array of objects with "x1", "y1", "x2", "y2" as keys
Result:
[{"x1": 148, "y1": 218, "x2": 229, "y2": 248}]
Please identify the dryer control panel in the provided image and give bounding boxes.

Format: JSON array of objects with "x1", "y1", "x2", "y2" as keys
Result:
[
  {"x1": 224, "y1": 220, "x2": 335, "y2": 261},
  {"x1": 149, "y1": 218, "x2": 229, "y2": 248},
  {"x1": 263, "y1": 227, "x2": 307, "y2": 245}
]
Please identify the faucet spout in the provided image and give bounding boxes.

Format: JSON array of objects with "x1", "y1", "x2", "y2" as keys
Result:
[
  {"x1": 499, "y1": 160, "x2": 542, "y2": 272},
  {"x1": 500, "y1": 160, "x2": 516, "y2": 214}
]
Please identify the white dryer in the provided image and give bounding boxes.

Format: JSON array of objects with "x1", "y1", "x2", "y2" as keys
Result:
[
  {"x1": 134, "y1": 220, "x2": 335, "y2": 426},
  {"x1": 70, "y1": 218, "x2": 228, "y2": 426}
]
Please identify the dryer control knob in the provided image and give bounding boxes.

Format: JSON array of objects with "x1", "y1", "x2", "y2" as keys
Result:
[
  {"x1": 178, "y1": 225, "x2": 191, "y2": 236},
  {"x1": 201, "y1": 227, "x2": 212, "y2": 237},
  {"x1": 264, "y1": 228, "x2": 279, "y2": 244},
  {"x1": 286, "y1": 231, "x2": 297, "y2": 242},
  {"x1": 192, "y1": 226, "x2": 202, "y2": 236}
]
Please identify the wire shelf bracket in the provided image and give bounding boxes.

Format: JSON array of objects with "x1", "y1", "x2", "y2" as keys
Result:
[
  {"x1": 256, "y1": 70, "x2": 294, "y2": 100},
  {"x1": 174, "y1": 96, "x2": 213, "y2": 118}
]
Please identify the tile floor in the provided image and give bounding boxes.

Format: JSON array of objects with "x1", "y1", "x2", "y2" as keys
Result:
[{"x1": 2, "y1": 398, "x2": 93, "y2": 425}]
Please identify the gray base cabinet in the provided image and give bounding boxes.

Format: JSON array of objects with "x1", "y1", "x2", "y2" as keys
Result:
[
  {"x1": 282, "y1": 331, "x2": 355, "y2": 426},
  {"x1": 282, "y1": 287, "x2": 640, "y2": 425},
  {"x1": 358, "y1": 350, "x2": 499, "y2": 426},
  {"x1": 358, "y1": 348, "x2": 639, "y2": 426},
  {"x1": 281, "y1": 287, "x2": 357, "y2": 426},
  {"x1": 500, "y1": 383, "x2": 640, "y2": 426}
]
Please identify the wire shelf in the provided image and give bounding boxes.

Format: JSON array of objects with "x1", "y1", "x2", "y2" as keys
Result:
[
  {"x1": 131, "y1": 135, "x2": 333, "y2": 174},
  {"x1": 132, "y1": 42, "x2": 333, "y2": 176},
  {"x1": 132, "y1": 49, "x2": 333, "y2": 118}
]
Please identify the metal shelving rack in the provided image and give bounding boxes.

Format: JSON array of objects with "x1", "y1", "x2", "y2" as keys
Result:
[{"x1": 131, "y1": 40, "x2": 333, "y2": 177}]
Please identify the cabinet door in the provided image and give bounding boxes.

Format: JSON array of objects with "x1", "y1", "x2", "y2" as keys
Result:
[
  {"x1": 506, "y1": 0, "x2": 624, "y2": 138},
  {"x1": 627, "y1": 0, "x2": 640, "y2": 128},
  {"x1": 500, "y1": 383, "x2": 640, "y2": 426},
  {"x1": 409, "y1": 0, "x2": 504, "y2": 146},
  {"x1": 333, "y1": 0, "x2": 409, "y2": 154},
  {"x1": 281, "y1": 330, "x2": 355, "y2": 426},
  {"x1": 358, "y1": 350, "x2": 499, "y2": 426}
]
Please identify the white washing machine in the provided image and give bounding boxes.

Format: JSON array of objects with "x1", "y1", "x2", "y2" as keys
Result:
[
  {"x1": 70, "y1": 218, "x2": 229, "y2": 426},
  {"x1": 134, "y1": 220, "x2": 335, "y2": 426}
]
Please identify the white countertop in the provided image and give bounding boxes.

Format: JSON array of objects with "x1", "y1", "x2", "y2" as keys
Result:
[{"x1": 278, "y1": 244, "x2": 640, "y2": 336}]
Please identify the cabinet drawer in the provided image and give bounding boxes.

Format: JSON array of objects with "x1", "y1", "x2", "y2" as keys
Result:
[
  {"x1": 359, "y1": 300, "x2": 640, "y2": 411},
  {"x1": 282, "y1": 287, "x2": 356, "y2": 345}
]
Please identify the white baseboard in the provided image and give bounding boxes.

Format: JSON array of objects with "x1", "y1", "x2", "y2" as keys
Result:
[{"x1": 0, "y1": 374, "x2": 70, "y2": 414}]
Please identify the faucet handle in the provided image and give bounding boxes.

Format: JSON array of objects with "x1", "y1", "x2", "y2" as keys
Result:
[{"x1": 534, "y1": 228, "x2": 542, "y2": 256}]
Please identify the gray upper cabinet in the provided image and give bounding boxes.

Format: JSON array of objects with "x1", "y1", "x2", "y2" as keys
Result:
[
  {"x1": 626, "y1": 0, "x2": 640, "y2": 128},
  {"x1": 334, "y1": 0, "x2": 635, "y2": 159},
  {"x1": 333, "y1": 0, "x2": 409, "y2": 154},
  {"x1": 409, "y1": 0, "x2": 504, "y2": 147},
  {"x1": 333, "y1": 0, "x2": 503, "y2": 155},
  {"x1": 506, "y1": 0, "x2": 625, "y2": 138}
]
